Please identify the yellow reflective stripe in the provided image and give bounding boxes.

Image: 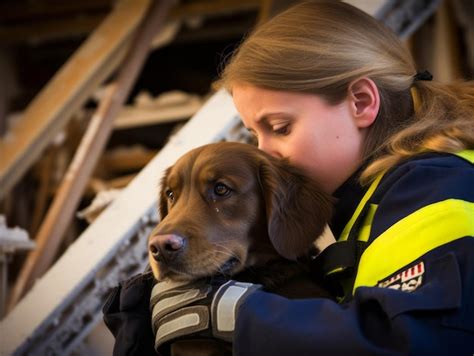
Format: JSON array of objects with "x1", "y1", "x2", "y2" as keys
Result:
[
  {"x1": 358, "y1": 204, "x2": 378, "y2": 242},
  {"x1": 456, "y1": 150, "x2": 474, "y2": 164},
  {"x1": 353, "y1": 199, "x2": 474, "y2": 292},
  {"x1": 339, "y1": 174, "x2": 384, "y2": 241},
  {"x1": 340, "y1": 150, "x2": 472, "y2": 243}
]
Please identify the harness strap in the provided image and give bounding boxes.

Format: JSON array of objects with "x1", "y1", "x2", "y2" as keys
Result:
[
  {"x1": 316, "y1": 238, "x2": 367, "y2": 278},
  {"x1": 338, "y1": 174, "x2": 384, "y2": 242},
  {"x1": 313, "y1": 175, "x2": 383, "y2": 300}
]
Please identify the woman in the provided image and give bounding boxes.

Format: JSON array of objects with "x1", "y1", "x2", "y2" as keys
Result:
[{"x1": 104, "y1": 1, "x2": 474, "y2": 354}]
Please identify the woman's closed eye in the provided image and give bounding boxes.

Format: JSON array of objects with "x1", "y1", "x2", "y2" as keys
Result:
[{"x1": 272, "y1": 123, "x2": 291, "y2": 136}]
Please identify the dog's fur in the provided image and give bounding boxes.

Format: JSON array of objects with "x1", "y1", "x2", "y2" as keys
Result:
[{"x1": 148, "y1": 142, "x2": 334, "y2": 354}]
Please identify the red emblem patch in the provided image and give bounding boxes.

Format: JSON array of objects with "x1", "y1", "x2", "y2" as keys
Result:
[{"x1": 377, "y1": 261, "x2": 425, "y2": 292}]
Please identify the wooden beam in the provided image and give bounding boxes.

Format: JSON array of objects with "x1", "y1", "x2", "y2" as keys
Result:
[
  {"x1": 0, "y1": 0, "x2": 151, "y2": 200},
  {"x1": 7, "y1": 0, "x2": 175, "y2": 309},
  {"x1": 0, "y1": 0, "x2": 112, "y2": 23},
  {"x1": 169, "y1": 0, "x2": 260, "y2": 19},
  {"x1": 114, "y1": 92, "x2": 203, "y2": 129},
  {"x1": 0, "y1": 14, "x2": 105, "y2": 44},
  {"x1": 0, "y1": 0, "x2": 260, "y2": 44},
  {"x1": 432, "y1": 0, "x2": 462, "y2": 82},
  {"x1": 101, "y1": 145, "x2": 158, "y2": 172},
  {"x1": 30, "y1": 147, "x2": 56, "y2": 235}
]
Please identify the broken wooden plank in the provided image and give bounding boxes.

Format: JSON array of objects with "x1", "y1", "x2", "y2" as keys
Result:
[
  {"x1": 100, "y1": 145, "x2": 157, "y2": 172},
  {"x1": 114, "y1": 91, "x2": 203, "y2": 129},
  {"x1": 0, "y1": 0, "x2": 151, "y2": 200}
]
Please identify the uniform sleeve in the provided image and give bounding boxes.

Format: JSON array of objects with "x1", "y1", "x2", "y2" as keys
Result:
[
  {"x1": 234, "y1": 155, "x2": 474, "y2": 355},
  {"x1": 235, "y1": 239, "x2": 474, "y2": 355}
]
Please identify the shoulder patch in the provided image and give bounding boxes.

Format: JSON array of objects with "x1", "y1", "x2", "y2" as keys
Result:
[{"x1": 377, "y1": 261, "x2": 425, "y2": 292}]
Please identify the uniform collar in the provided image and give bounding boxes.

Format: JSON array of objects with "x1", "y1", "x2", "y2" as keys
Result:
[{"x1": 330, "y1": 166, "x2": 368, "y2": 240}]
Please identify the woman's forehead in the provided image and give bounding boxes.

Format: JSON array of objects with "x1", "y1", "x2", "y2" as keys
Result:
[{"x1": 233, "y1": 85, "x2": 297, "y2": 120}]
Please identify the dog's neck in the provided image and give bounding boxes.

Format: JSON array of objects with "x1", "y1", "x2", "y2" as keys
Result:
[
  {"x1": 233, "y1": 258, "x2": 304, "y2": 287},
  {"x1": 231, "y1": 258, "x2": 331, "y2": 299}
]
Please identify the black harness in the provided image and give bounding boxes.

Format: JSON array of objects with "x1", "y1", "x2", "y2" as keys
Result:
[{"x1": 311, "y1": 175, "x2": 384, "y2": 302}]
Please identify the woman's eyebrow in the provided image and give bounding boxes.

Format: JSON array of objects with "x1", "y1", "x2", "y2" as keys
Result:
[
  {"x1": 255, "y1": 112, "x2": 287, "y2": 123},
  {"x1": 245, "y1": 112, "x2": 292, "y2": 132}
]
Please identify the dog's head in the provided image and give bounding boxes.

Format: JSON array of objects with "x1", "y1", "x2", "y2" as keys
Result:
[{"x1": 148, "y1": 142, "x2": 333, "y2": 281}]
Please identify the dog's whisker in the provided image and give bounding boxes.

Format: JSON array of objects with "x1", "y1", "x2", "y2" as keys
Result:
[
  {"x1": 215, "y1": 236, "x2": 242, "y2": 243},
  {"x1": 212, "y1": 243, "x2": 242, "y2": 262},
  {"x1": 212, "y1": 244, "x2": 233, "y2": 252},
  {"x1": 213, "y1": 250, "x2": 242, "y2": 265}
]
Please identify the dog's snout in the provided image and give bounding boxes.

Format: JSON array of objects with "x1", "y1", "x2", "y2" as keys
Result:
[{"x1": 149, "y1": 234, "x2": 185, "y2": 261}]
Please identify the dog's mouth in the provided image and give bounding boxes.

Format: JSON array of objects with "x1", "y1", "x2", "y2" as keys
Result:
[{"x1": 155, "y1": 255, "x2": 241, "y2": 281}]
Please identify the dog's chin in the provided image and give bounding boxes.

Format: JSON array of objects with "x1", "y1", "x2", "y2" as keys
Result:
[
  {"x1": 154, "y1": 256, "x2": 243, "y2": 282},
  {"x1": 153, "y1": 261, "x2": 194, "y2": 282}
]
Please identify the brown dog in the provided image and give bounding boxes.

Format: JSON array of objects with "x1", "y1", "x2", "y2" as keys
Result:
[{"x1": 148, "y1": 141, "x2": 333, "y2": 354}]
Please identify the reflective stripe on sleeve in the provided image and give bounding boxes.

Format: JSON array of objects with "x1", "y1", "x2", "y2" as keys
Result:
[
  {"x1": 353, "y1": 199, "x2": 474, "y2": 292},
  {"x1": 216, "y1": 285, "x2": 248, "y2": 332},
  {"x1": 211, "y1": 281, "x2": 261, "y2": 342}
]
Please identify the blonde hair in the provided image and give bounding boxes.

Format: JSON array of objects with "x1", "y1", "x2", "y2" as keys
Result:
[{"x1": 217, "y1": 0, "x2": 474, "y2": 184}]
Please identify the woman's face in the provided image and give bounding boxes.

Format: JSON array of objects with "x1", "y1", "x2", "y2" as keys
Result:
[{"x1": 232, "y1": 83, "x2": 366, "y2": 194}]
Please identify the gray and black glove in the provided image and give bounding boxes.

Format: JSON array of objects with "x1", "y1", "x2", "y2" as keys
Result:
[{"x1": 150, "y1": 277, "x2": 261, "y2": 352}]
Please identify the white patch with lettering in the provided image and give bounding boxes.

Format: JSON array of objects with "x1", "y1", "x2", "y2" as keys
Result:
[{"x1": 377, "y1": 261, "x2": 425, "y2": 292}]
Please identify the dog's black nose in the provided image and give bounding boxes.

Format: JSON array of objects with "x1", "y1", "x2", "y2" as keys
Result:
[{"x1": 149, "y1": 234, "x2": 184, "y2": 261}]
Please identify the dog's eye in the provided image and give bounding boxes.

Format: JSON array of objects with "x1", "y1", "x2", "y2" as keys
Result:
[
  {"x1": 165, "y1": 189, "x2": 175, "y2": 202},
  {"x1": 214, "y1": 182, "x2": 231, "y2": 197}
]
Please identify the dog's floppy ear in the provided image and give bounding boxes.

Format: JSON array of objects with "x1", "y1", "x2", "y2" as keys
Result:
[
  {"x1": 258, "y1": 156, "x2": 333, "y2": 260},
  {"x1": 158, "y1": 166, "x2": 172, "y2": 220}
]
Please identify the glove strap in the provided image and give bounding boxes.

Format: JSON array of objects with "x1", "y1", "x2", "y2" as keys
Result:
[
  {"x1": 150, "y1": 279, "x2": 194, "y2": 305},
  {"x1": 155, "y1": 305, "x2": 210, "y2": 349},
  {"x1": 151, "y1": 284, "x2": 211, "y2": 321},
  {"x1": 211, "y1": 281, "x2": 262, "y2": 342},
  {"x1": 151, "y1": 280, "x2": 212, "y2": 350}
]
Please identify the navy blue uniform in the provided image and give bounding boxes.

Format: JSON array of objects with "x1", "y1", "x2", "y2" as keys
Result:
[{"x1": 234, "y1": 152, "x2": 474, "y2": 355}]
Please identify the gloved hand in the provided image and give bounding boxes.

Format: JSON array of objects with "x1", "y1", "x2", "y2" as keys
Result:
[
  {"x1": 103, "y1": 272, "x2": 157, "y2": 356},
  {"x1": 150, "y1": 276, "x2": 262, "y2": 352}
]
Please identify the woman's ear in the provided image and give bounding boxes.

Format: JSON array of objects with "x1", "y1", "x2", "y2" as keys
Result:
[{"x1": 347, "y1": 77, "x2": 380, "y2": 128}]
